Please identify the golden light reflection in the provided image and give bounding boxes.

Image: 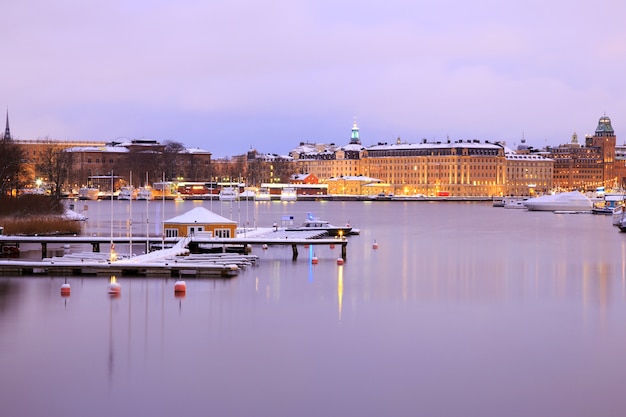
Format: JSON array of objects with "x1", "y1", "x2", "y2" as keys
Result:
[
  {"x1": 337, "y1": 265, "x2": 343, "y2": 321},
  {"x1": 110, "y1": 243, "x2": 117, "y2": 262},
  {"x1": 622, "y1": 240, "x2": 626, "y2": 300}
]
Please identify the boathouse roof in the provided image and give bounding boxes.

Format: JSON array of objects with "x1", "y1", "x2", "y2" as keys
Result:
[{"x1": 165, "y1": 207, "x2": 236, "y2": 225}]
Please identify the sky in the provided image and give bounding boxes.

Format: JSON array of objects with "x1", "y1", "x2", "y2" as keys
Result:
[{"x1": 3, "y1": 0, "x2": 626, "y2": 157}]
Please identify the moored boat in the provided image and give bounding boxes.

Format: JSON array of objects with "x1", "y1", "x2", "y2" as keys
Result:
[
  {"x1": 219, "y1": 186, "x2": 238, "y2": 201},
  {"x1": 613, "y1": 205, "x2": 625, "y2": 226},
  {"x1": 255, "y1": 187, "x2": 272, "y2": 201},
  {"x1": 118, "y1": 186, "x2": 134, "y2": 200},
  {"x1": 136, "y1": 187, "x2": 154, "y2": 200},
  {"x1": 503, "y1": 197, "x2": 527, "y2": 209},
  {"x1": 524, "y1": 191, "x2": 592, "y2": 212},
  {"x1": 592, "y1": 193, "x2": 625, "y2": 215},
  {"x1": 78, "y1": 187, "x2": 99, "y2": 200},
  {"x1": 286, "y1": 213, "x2": 352, "y2": 237},
  {"x1": 280, "y1": 187, "x2": 297, "y2": 202}
]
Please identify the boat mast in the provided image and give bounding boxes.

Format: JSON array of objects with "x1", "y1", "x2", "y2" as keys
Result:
[
  {"x1": 129, "y1": 171, "x2": 132, "y2": 258},
  {"x1": 146, "y1": 171, "x2": 150, "y2": 253}
]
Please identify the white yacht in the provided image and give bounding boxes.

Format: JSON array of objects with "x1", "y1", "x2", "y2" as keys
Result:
[
  {"x1": 118, "y1": 186, "x2": 134, "y2": 200},
  {"x1": 255, "y1": 187, "x2": 271, "y2": 201},
  {"x1": 280, "y1": 187, "x2": 297, "y2": 202},
  {"x1": 503, "y1": 197, "x2": 527, "y2": 209},
  {"x1": 219, "y1": 186, "x2": 238, "y2": 201},
  {"x1": 78, "y1": 187, "x2": 99, "y2": 200},
  {"x1": 523, "y1": 191, "x2": 593, "y2": 212},
  {"x1": 136, "y1": 187, "x2": 154, "y2": 201},
  {"x1": 613, "y1": 205, "x2": 624, "y2": 226}
]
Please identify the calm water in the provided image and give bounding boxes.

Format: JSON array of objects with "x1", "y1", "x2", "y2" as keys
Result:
[{"x1": 1, "y1": 200, "x2": 626, "y2": 417}]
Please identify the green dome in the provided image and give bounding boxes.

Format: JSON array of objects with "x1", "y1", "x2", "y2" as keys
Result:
[{"x1": 595, "y1": 116, "x2": 614, "y2": 134}]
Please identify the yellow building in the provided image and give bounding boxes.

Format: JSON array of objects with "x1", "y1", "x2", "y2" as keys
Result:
[
  {"x1": 163, "y1": 207, "x2": 237, "y2": 238},
  {"x1": 504, "y1": 152, "x2": 553, "y2": 196},
  {"x1": 364, "y1": 140, "x2": 507, "y2": 197},
  {"x1": 547, "y1": 117, "x2": 618, "y2": 191},
  {"x1": 325, "y1": 176, "x2": 383, "y2": 195}
]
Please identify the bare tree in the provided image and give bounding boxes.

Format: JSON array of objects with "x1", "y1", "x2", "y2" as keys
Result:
[
  {"x1": 0, "y1": 136, "x2": 24, "y2": 196},
  {"x1": 272, "y1": 157, "x2": 295, "y2": 183},
  {"x1": 161, "y1": 140, "x2": 185, "y2": 180},
  {"x1": 36, "y1": 139, "x2": 73, "y2": 198},
  {"x1": 246, "y1": 159, "x2": 273, "y2": 186}
]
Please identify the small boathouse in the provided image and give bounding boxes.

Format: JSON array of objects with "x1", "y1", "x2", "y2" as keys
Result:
[{"x1": 163, "y1": 207, "x2": 237, "y2": 238}]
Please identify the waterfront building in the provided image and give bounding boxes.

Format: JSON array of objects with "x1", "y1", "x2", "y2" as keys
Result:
[
  {"x1": 290, "y1": 173, "x2": 319, "y2": 184},
  {"x1": 291, "y1": 120, "x2": 366, "y2": 180},
  {"x1": 291, "y1": 122, "x2": 510, "y2": 197},
  {"x1": 504, "y1": 149, "x2": 553, "y2": 196},
  {"x1": 244, "y1": 150, "x2": 294, "y2": 185},
  {"x1": 614, "y1": 142, "x2": 626, "y2": 187},
  {"x1": 325, "y1": 175, "x2": 383, "y2": 196},
  {"x1": 163, "y1": 207, "x2": 237, "y2": 238},
  {"x1": 17, "y1": 138, "x2": 211, "y2": 192},
  {"x1": 546, "y1": 116, "x2": 617, "y2": 191},
  {"x1": 364, "y1": 139, "x2": 507, "y2": 197}
]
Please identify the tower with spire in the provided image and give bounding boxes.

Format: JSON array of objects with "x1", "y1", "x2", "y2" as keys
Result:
[
  {"x1": 3, "y1": 109, "x2": 11, "y2": 141},
  {"x1": 350, "y1": 119, "x2": 360, "y2": 145},
  {"x1": 588, "y1": 114, "x2": 616, "y2": 189}
]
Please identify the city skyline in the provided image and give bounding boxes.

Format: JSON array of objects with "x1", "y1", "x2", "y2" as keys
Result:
[{"x1": 3, "y1": 0, "x2": 626, "y2": 157}]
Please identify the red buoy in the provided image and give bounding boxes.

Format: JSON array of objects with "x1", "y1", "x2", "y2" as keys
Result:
[
  {"x1": 60, "y1": 283, "x2": 71, "y2": 296},
  {"x1": 174, "y1": 280, "x2": 187, "y2": 294},
  {"x1": 336, "y1": 258, "x2": 344, "y2": 265},
  {"x1": 312, "y1": 256, "x2": 319, "y2": 265}
]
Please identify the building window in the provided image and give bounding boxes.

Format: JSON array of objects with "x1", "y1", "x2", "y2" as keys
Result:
[
  {"x1": 165, "y1": 228, "x2": 179, "y2": 238},
  {"x1": 214, "y1": 228, "x2": 231, "y2": 238}
]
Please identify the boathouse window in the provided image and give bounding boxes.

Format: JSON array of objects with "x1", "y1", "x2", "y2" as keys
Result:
[
  {"x1": 165, "y1": 228, "x2": 179, "y2": 238},
  {"x1": 214, "y1": 229, "x2": 231, "y2": 238}
]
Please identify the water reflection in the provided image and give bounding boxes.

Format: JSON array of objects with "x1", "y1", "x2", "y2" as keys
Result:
[
  {"x1": 2, "y1": 202, "x2": 626, "y2": 416},
  {"x1": 337, "y1": 265, "x2": 343, "y2": 321}
]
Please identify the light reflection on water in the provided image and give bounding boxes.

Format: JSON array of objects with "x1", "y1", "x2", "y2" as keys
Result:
[{"x1": 1, "y1": 200, "x2": 626, "y2": 416}]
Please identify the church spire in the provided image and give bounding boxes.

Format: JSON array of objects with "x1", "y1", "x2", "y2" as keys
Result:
[{"x1": 4, "y1": 109, "x2": 11, "y2": 141}]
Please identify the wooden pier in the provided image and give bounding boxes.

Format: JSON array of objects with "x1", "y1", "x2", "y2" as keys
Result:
[{"x1": 0, "y1": 231, "x2": 349, "y2": 277}]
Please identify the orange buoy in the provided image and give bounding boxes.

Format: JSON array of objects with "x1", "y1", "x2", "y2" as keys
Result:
[
  {"x1": 336, "y1": 258, "x2": 344, "y2": 265},
  {"x1": 312, "y1": 256, "x2": 319, "y2": 265},
  {"x1": 304, "y1": 244, "x2": 309, "y2": 249},
  {"x1": 174, "y1": 280, "x2": 187, "y2": 294},
  {"x1": 329, "y1": 244, "x2": 335, "y2": 249},
  {"x1": 372, "y1": 241, "x2": 379, "y2": 250},
  {"x1": 60, "y1": 283, "x2": 71, "y2": 296}
]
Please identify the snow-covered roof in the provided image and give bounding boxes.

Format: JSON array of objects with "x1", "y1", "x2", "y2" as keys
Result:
[
  {"x1": 367, "y1": 141, "x2": 503, "y2": 151},
  {"x1": 65, "y1": 146, "x2": 129, "y2": 153},
  {"x1": 327, "y1": 176, "x2": 381, "y2": 182},
  {"x1": 183, "y1": 147, "x2": 211, "y2": 154},
  {"x1": 342, "y1": 144, "x2": 365, "y2": 151},
  {"x1": 165, "y1": 207, "x2": 236, "y2": 224},
  {"x1": 291, "y1": 173, "x2": 315, "y2": 181},
  {"x1": 505, "y1": 153, "x2": 553, "y2": 161}
]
